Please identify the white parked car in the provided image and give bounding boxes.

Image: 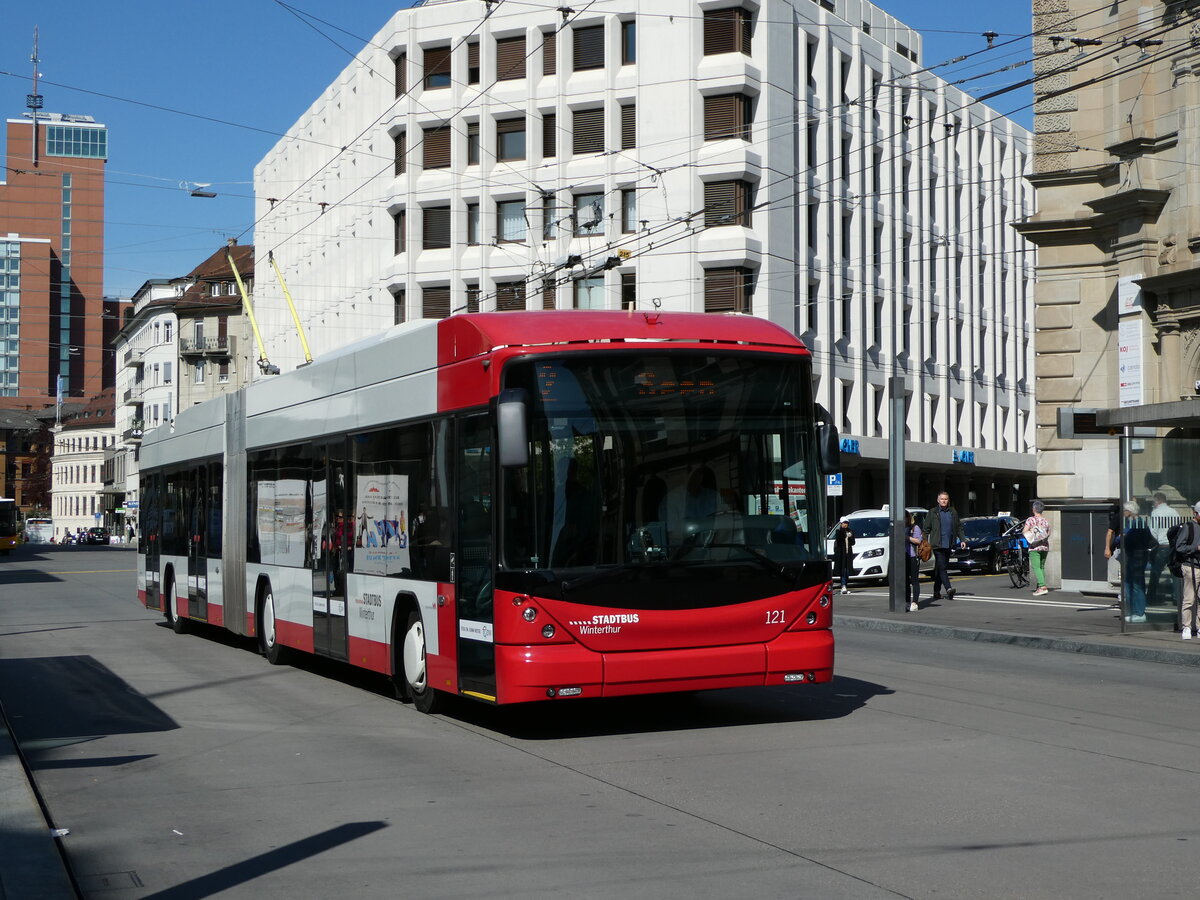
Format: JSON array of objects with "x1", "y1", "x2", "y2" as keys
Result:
[{"x1": 826, "y1": 507, "x2": 929, "y2": 584}]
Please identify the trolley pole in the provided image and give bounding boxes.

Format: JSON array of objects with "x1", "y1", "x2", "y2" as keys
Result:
[{"x1": 888, "y1": 375, "x2": 907, "y2": 613}]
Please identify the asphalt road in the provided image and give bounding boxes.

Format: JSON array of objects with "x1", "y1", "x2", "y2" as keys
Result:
[{"x1": 2, "y1": 546, "x2": 1197, "y2": 899}]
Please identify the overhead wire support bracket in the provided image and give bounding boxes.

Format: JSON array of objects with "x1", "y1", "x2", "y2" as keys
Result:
[
  {"x1": 268, "y1": 251, "x2": 314, "y2": 366},
  {"x1": 226, "y1": 245, "x2": 280, "y2": 376}
]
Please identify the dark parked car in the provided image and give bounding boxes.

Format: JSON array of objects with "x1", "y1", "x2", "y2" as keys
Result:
[
  {"x1": 949, "y1": 516, "x2": 1020, "y2": 574},
  {"x1": 83, "y1": 527, "x2": 111, "y2": 545}
]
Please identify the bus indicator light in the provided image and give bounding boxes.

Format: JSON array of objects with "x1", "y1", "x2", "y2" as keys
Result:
[
  {"x1": 784, "y1": 673, "x2": 806, "y2": 682},
  {"x1": 806, "y1": 612, "x2": 817, "y2": 625},
  {"x1": 542, "y1": 624, "x2": 555, "y2": 639},
  {"x1": 557, "y1": 687, "x2": 583, "y2": 697}
]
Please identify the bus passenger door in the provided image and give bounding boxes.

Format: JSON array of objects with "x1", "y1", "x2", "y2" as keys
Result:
[
  {"x1": 456, "y1": 414, "x2": 496, "y2": 698},
  {"x1": 312, "y1": 444, "x2": 350, "y2": 661},
  {"x1": 187, "y1": 467, "x2": 208, "y2": 620},
  {"x1": 144, "y1": 474, "x2": 162, "y2": 610}
]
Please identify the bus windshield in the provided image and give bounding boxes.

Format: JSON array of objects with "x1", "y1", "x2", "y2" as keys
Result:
[{"x1": 499, "y1": 351, "x2": 826, "y2": 604}]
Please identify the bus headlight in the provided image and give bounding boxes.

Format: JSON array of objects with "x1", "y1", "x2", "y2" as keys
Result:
[
  {"x1": 542, "y1": 624, "x2": 555, "y2": 638},
  {"x1": 522, "y1": 606, "x2": 538, "y2": 622},
  {"x1": 806, "y1": 612, "x2": 817, "y2": 625}
]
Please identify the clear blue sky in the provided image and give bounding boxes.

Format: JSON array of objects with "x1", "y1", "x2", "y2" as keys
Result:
[{"x1": 0, "y1": 1, "x2": 1032, "y2": 299}]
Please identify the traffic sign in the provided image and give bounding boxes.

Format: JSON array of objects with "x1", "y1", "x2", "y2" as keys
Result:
[{"x1": 826, "y1": 473, "x2": 843, "y2": 497}]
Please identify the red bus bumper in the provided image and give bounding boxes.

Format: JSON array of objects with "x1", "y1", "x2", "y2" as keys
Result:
[{"x1": 493, "y1": 629, "x2": 834, "y2": 704}]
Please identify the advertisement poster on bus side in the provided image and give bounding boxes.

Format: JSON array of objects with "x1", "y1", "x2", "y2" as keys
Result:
[
  {"x1": 275, "y1": 479, "x2": 307, "y2": 567},
  {"x1": 355, "y1": 474, "x2": 409, "y2": 575}
]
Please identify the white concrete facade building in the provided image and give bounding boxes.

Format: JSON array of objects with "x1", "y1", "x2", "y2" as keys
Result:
[
  {"x1": 253, "y1": 0, "x2": 1036, "y2": 513},
  {"x1": 51, "y1": 391, "x2": 117, "y2": 539}
]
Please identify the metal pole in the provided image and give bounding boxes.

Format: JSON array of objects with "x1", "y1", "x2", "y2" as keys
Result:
[{"x1": 888, "y1": 374, "x2": 907, "y2": 612}]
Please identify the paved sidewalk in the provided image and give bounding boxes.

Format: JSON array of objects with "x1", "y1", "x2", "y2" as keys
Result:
[{"x1": 833, "y1": 574, "x2": 1200, "y2": 667}]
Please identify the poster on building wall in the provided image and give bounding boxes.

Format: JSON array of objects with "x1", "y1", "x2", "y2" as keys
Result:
[
  {"x1": 355, "y1": 474, "x2": 409, "y2": 575},
  {"x1": 1119, "y1": 317, "x2": 1144, "y2": 408},
  {"x1": 1117, "y1": 275, "x2": 1144, "y2": 314}
]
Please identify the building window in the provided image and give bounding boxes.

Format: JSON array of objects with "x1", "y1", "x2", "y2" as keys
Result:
[
  {"x1": 704, "y1": 180, "x2": 753, "y2": 227},
  {"x1": 704, "y1": 93, "x2": 752, "y2": 141},
  {"x1": 423, "y1": 123, "x2": 451, "y2": 169},
  {"x1": 423, "y1": 286, "x2": 451, "y2": 319},
  {"x1": 542, "y1": 277, "x2": 557, "y2": 309},
  {"x1": 621, "y1": 20, "x2": 636, "y2": 65},
  {"x1": 467, "y1": 203, "x2": 480, "y2": 246},
  {"x1": 573, "y1": 193, "x2": 604, "y2": 235},
  {"x1": 704, "y1": 267, "x2": 753, "y2": 312},
  {"x1": 543, "y1": 31, "x2": 557, "y2": 75},
  {"x1": 496, "y1": 35, "x2": 526, "y2": 80},
  {"x1": 194, "y1": 361, "x2": 205, "y2": 384},
  {"x1": 543, "y1": 193, "x2": 558, "y2": 240},
  {"x1": 467, "y1": 41, "x2": 480, "y2": 85},
  {"x1": 45, "y1": 125, "x2": 107, "y2": 159},
  {"x1": 497, "y1": 200, "x2": 527, "y2": 242},
  {"x1": 573, "y1": 107, "x2": 604, "y2": 155},
  {"x1": 393, "y1": 209, "x2": 406, "y2": 255},
  {"x1": 424, "y1": 46, "x2": 452, "y2": 89},
  {"x1": 621, "y1": 272, "x2": 636, "y2": 310},
  {"x1": 194, "y1": 321, "x2": 204, "y2": 342},
  {"x1": 467, "y1": 122, "x2": 480, "y2": 165},
  {"x1": 573, "y1": 24, "x2": 605, "y2": 71},
  {"x1": 394, "y1": 131, "x2": 406, "y2": 176},
  {"x1": 620, "y1": 103, "x2": 636, "y2": 150},
  {"x1": 219, "y1": 361, "x2": 230, "y2": 383},
  {"x1": 703, "y1": 8, "x2": 752, "y2": 56},
  {"x1": 164, "y1": 322, "x2": 172, "y2": 342},
  {"x1": 394, "y1": 52, "x2": 407, "y2": 98},
  {"x1": 392, "y1": 288, "x2": 406, "y2": 324},
  {"x1": 496, "y1": 117, "x2": 526, "y2": 161},
  {"x1": 496, "y1": 280, "x2": 526, "y2": 311},
  {"x1": 621, "y1": 189, "x2": 637, "y2": 233},
  {"x1": 422, "y1": 206, "x2": 452, "y2": 250},
  {"x1": 466, "y1": 284, "x2": 480, "y2": 313},
  {"x1": 542, "y1": 113, "x2": 556, "y2": 158},
  {"x1": 574, "y1": 276, "x2": 606, "y2": 309}
]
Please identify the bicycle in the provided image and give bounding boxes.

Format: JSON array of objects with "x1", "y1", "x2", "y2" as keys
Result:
[{"x1": 999, "y1": 536, "x2": 1030, "y2": 588}]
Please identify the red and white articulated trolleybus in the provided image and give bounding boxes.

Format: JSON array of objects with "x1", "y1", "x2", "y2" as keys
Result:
[{"x1": 138, "y1": 311, "x2": 841, "y2": 711}]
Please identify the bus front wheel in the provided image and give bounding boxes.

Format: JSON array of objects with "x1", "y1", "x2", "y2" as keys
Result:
[
  {"x1": 402, "y1": 611, "x2": 441, "y2": 714},
  {"x1": 166, "y1": 577, "x2": 187, "y2": 634},
  {"x1": 259, "y1": 584, "x2": 287, "y2": 665}
]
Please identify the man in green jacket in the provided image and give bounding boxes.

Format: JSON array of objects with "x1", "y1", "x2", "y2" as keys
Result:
[{"x1": 927, "y1": 491, "x2": 967, "y2": 600}]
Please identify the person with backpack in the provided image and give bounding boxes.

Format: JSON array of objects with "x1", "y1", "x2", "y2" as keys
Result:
[
  {"x1": 1022, "y1": 500, "x2": 1052, "y2": 596},
  {"x1": 1167, "y1": 501, "x2": 1200, "y2": 640}
]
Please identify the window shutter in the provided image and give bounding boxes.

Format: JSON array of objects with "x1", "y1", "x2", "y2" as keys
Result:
[
  {"x1": 704, "y1": 267, "x2": 751, "y2": 312},
  {"x1": 573, "y1": 24, "x2": 605, "y2": 71},
  {"x1": 543, "y1": 31, "x2": 557, "y2": 75},
  {"x1": 422, "y1": 207, "x2": 451, "y2": 250},
  {"x1": 466, "y1": 285, "x2": 480, "y2": 314},
  {"x1": 543, "y1": 112, "x2": 556, "y2": 158},
  {"x1": 422, "y1": 123, "x2": 451, "y2": 169},
  {"x1": 496, "y1": 117, "x2": 526, "y2": 161},
  {"x1": 542, "y1": 278, "x2": 557, "y2": 310},
  {"x1": 704, "y1": 94, "x2": 749, "y2": 140},
  {"x1": 496, "y1": 35, "x2": 526, "y2": 80},
  {"x1": 394, "y1": 52, "x2": 407, "y2": 98},
  {"x1": 496, "y1": 280, "x2": 526, "y2": 311},
  {"x1": 394, "y1": 131, "x2": 406, "y2": 176},
  {"x1": 705, "y1": 181, "x2": 749, "y2": 227},
  {"x1": 621, "y1": 103, "x2": 636, "y2": 150},
  {"x1": 423, "y1": 286, "x2": 451, "y2": 319},
  {"x1": 467, "y1": 41, "x2": 480, "y2": 84},
  {"x1": 573, "y1": 107, "x2": 604, "y2": 155},
  {"x1": 424, "y1": 46, "x2": 452, "y2": 88},
  {"x1": 703, "y1": 9, "x2": 750, "y2": 56}
]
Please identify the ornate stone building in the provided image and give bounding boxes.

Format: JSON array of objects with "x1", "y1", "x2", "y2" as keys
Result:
[{"x1": 1018, "y1": 0, "x2": 1200, "y2": 590}]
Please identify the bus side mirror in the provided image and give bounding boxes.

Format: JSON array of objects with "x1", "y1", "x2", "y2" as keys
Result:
[
  {"x1": 497, "y1": 388, "x2": 530, "y2": 468},
  {"x1": 817, "y1": 422, "x2": 841, "y2": 475}
]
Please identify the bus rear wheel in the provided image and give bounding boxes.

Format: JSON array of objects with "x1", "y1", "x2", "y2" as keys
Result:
[
  {"x1": 402, "y1": 611, "x2": 441, "y2": 714},
  {"x1": 259, "y1": 584, "x2": 287, "y2": 665}
]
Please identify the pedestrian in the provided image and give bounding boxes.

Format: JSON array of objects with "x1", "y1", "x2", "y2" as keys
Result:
[
  {"x1": 904, "y1": 511, "x2": 923, "y2": 612},
  {"x1": 1147, "y1": 491, "x2": 1177, "y2": 605},
  {"x1": 1119, "y1": 500, "x2": 1157, "y2": 623},
  {"x1": 1167, "y1": 502, "x2": 1200, "y2": 640},
  {"x1": 926, "y1": 491, "x2": 967, "y2": 600},
  {"x1": 1103, "y1": 500, "x2": 1122, "y2": 586},
  {"x1": 1022, "y1": 500, "x2": 1051, "y2": 596},
  {"x1": 833, "y1": 517, "x2": 855, "y2": 595}
]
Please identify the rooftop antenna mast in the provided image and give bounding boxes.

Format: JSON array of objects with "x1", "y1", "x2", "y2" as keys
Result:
[{"x1": 27, "y1": 26, "x2": 43, "y2": 167}]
